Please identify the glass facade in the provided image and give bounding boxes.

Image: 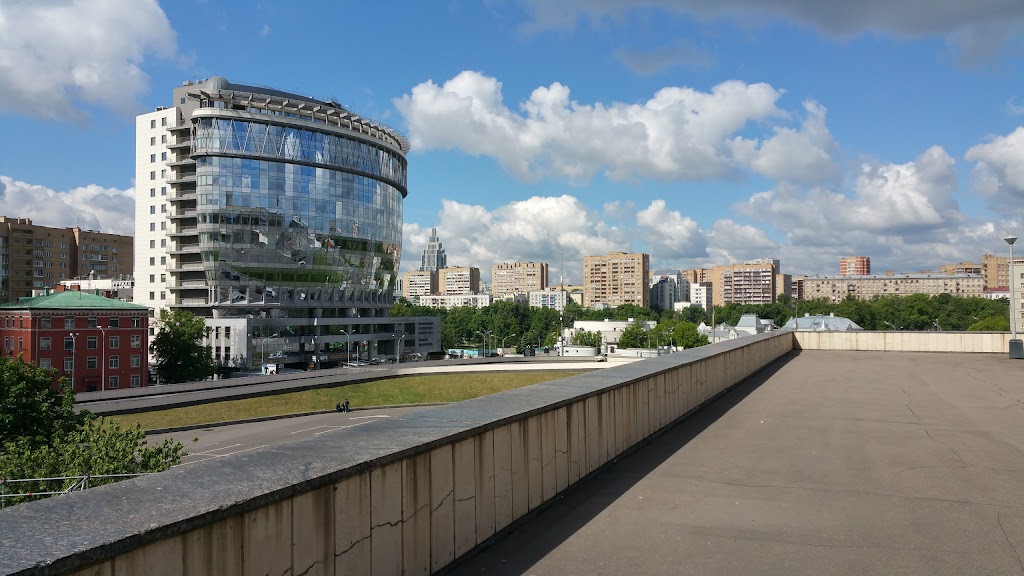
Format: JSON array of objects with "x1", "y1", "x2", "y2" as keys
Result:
[{"x1": 191, "y1": 116, "x2": 405, "y2": 311}]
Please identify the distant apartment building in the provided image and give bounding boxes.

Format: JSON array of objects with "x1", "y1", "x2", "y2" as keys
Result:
[
  {"x1": 529, "y1": 290, "x2": 567, "y2": 311},
  {"x1": 583, "y1": 252, "x2": 650, "y2": 308},
  {"x1": 939, "y1": 261, "x2": 983, "y2": 276},
  {"x1": 791, "y1": 276, "x2": 805, "y2": 300},
  {"x1": 0, "y1": 217, "x2": 133, "y2": 302},
  {"x1": 492, "y1": 261, "x2": 548, "y2": 297},
  {"x1": 839, "y1": 256, "x2": 870, "y2": 276},
  {"x1": 401, "y1": 270, "x2": 437, "y2": 300},
  {"x1": 690, "y1": 283, "x2": 713, "y2": 311},
  {"x1": 650, "y1": 275, "x2": 679, "y2": 311},
  {"x1": 439, "y1": 267, "x2": 480, "y2": 295},
  {"x1": 420, "y1": 227, "x2": 447, "y2": 272},
  {"x1": 982, "y1": 253, "x2": 1010, "y2": 289},
  {"x1": 680, "y1": 268, "x2": 712, "y2": 285},
  {"x1": 418, "y1": 294, "x2": 492, "y2": 309},
  {"x1": 801, "y1": 273, "x2": 985, "y2": 303},
  {"x1": 711, "y1": 259, "x2": 781, "y2": 305}
]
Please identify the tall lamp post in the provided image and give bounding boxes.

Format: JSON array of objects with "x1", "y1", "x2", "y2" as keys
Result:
[
  {"x1": 1007, "y1": 236, "x2": 1022, "y2": 359},
  {"x1": 500, "y1": 333, "x2": 517, "y2": 354},
  {"x1": 99, "y1": 325, "x2": 108, "y2": 392},
  {"x1": 341, "y1": 328, "x2": 352, "y2": 367},
  {"x1": 397, "y1": 333, "x2": 406, "y2": 364}
]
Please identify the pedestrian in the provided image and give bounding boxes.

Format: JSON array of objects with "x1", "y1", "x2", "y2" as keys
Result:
[
  {"x1": 343, "y1": 399, "x2": 350, "y2": 413},
  {"x1": 336, "y1": 402, "x2": 343, "y2": 413}
]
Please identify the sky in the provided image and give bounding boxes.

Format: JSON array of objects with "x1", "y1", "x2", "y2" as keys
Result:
[{"x1": 1, "y1": 0, "x2": 1023, "y2": 284}]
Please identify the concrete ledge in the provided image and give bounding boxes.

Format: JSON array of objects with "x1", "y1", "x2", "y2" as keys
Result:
[
  {"x1": 794, "y1": 330, "x2": 1012, "y2": 353},
  {"x1": 0, "y1": 331, "x2": 793, "y2": 576}
]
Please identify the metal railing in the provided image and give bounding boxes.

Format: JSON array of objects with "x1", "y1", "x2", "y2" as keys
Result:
[{"x1": 0, "y1": 474, "x2": 150, "y2": 508}]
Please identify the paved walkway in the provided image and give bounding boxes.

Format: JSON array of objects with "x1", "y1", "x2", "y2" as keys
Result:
[{"x1": 452, "y1": 351, "x2": 1024, "y2": 576}]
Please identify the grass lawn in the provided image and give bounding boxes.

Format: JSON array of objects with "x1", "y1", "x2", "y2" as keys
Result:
[{"x1": 110, "y1": 370, "x2": 583, "y2": 431}]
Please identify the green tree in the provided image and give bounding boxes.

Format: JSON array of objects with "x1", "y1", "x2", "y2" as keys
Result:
[
  {"x1": 570, "y1": 329, "x2": 602, "y2": 347},
  {"x1": 0, "y1": 358, "x2": 187, "y2": 506},
  {"x1": 0, "y1": 355, "x2": 86, "y2": 447},
  {"x1": 968, "y1": 315, "x2": 1010, "y2": 331},
  {"x1": 617, "y1": 323, "x2": 650, "y2": 349},
  {"x1": 150, "y1": 309, "x2": 216, "y2": 384}
]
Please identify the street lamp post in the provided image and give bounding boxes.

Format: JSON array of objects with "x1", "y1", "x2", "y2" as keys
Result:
[
  {"x1": 500, "y1": 333, "x2": 517, "y2": 353},
  {"x1": 99, "y1": 326, "x2": 108, "y2": 392},
  {"x1": 1007, "y1": 236, "x2": 1022, "y2": 359},
  {"x1": 341, "y1": 328, "x2": 352, "y2": 367},
  {"x1": 398, "y1": 334, "x2": 406, "y2": 364}
]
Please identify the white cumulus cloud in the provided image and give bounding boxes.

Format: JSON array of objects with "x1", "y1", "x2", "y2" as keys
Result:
[
  {"x1": 731, "y1": 100, "x2": 838, "y2": 184},
  {"x1": 396, "y1": 71, "x2": 796, "y2": 183},
  {"x1": 0, "y1": 0, "x2": 178, "y2": 119},
  {"x1": 0, "y1": 176, "x2": 135, "y2": 235},
  {"x1": 965, "y1": 126, "x2": 1024, "y2": 209},
  {"x1": 636, "y1": 200, "x2": 707, "y2": 258}
]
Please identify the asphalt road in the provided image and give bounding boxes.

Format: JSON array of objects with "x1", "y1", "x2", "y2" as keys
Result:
[
  {"x1": 450, "y1": 351, "x2": 1024, "y2": 576},
  {"x1": 147, "y1": 406, "x2": 431, "y2": 466}
]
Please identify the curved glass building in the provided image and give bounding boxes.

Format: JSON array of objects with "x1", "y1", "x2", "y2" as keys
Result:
[{"x1": 135, "y1": 77, "x2": 438, "y2": 368}]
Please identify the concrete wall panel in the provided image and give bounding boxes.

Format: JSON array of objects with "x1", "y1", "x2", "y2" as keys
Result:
[
  {"x1": 585, "y1": 395, "x2": 599, "y2": 476},
  {"x1": 492, "y1": 424, "x2": 514, "y2": 532},
  {"x1": 555, "y1": 406, "x2": 569, "y2": 493},
  {"x1": 370, "y1": 462, "x2": 403, "y2": 576},
  {"x1": 292, "y1": 486, "x2": 334, "y2": 576},
  {"x1": 453, "y1": 438, "x2": 476, "y2": 557},
  {"x1": 567, "y1": 402, "x2": 582, "y2": 485},
  {"x1": 540, "y1": 411, "x2": 557, "y2": 501},
  {"x1": 510, "y1": 420, "x2": 529, "y2": 520},
  {"x1": 113, "y1": 536, "x2": 182, "y2": 576},
  {"x1": 335, "y1": 471, "x2": 371, "y2": 576},
  {"x1": 474, "y1": 429, "x2": 496, "y2": 545},
  {"x1": 527, "y1": 415, "x2": 543, "y2": 510},
  {"x1": 68, "y1": 563, "x2": 112, "y2": 576},
  {"x1": 243, "y1": 500, "x2": 291, "y2": 576},
  {"x1": 183, "y1": 516, "x2": 242, "y2": 576},
  {"x1": 430, "y1": 444, "x2": 455, "y2": 573},
  {"x1": 402, "y1": 453, "x2": 431, "y2": 576}
]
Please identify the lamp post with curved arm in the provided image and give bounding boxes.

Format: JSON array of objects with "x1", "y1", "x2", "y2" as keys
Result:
[
  {"x1": 341, "y1": 328, "x2": 353, "y2": 367},
  {"x1": 99, "y1": 326, "x2": 108, "y2": 391},
  {"x1": 68, "y1": 332, "x2": 79, "y2": 391},
  {"x1": 500, "y1": 333, "x2": 517, "y2": 353}
]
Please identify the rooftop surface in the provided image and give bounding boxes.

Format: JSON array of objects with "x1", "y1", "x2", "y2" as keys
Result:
[
  {"x1": 0, "y1": 290, "x2": 147, "y2": 310},
  {"x1": 451, "y1": 350, "x2": 1024, "y2": 576}
]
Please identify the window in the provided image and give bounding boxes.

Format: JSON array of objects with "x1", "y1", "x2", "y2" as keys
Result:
[
  {"x1": 131, "y1": 355, "x2": 141, "y2": 367},
  {"x1": 109, "y1": 356, "x2": 119, "y2": 369},
  {"x1": 65, "y1": 317, "x2": 74, "y2": 329},
  {"x1": 64, "y1": 336, "x2": 74, "y2": 350},
  {"x1": 160, "y1": 222, "x2": 166, "y2": 231},
  {"x1": 149, "y1": 274, "x2": 155, "y2": 283},
  {"x1": 150, "y1": 119, "x2": 156, "y2": 129},
  {"x1": 150, "y1": 188, "x2": 156, "y2": 198},
  {"x1": 149, "y1": 240, "x2": 155, "y2": 249},
  {"x1": 160, "y1": 274, "x2": 165, "y2": 282},
  {"x1": 88, "y1": 316, "x2": 97, "y2": 328},
  {"x1": 109, "y1": 336, "x2": 119, "y2": 349},
  {"x1": 87, "y1": 336, "x2": 98, "y2": 349},
  {"x1": 160, "y1": 169, "x2": 166, "y2": 178},
  {"x1": 161, "y1": 152, "x2": 167, "y2": 161},
  {"x1": 161, "y1": 186, "x2": 167, "y2": 196},
  {"x1": 160, "y1": 291, "x2": 166, "y2": 300},
  {"x1": 150, "y1": 137, "x2": 156, "y2": 145},
  {"x1": 161, "y1": 134, "x2": 167, "y2": 144},
  {"x1": 132, "y1": 317, "x2": 142, "y2": 328},
  {"x1": 149, "y1": 291, "x2": 155, "y2": 300},
  {"x1": 130, "y1": 374, "x2": 141, "y2": 387},
  {"x1": 109, "y1": 375, "x2": 119, "y2": 389},
  {"x1": 131, "y1": 335, "x2": 142, "y2": 348},
  {"x1": 150, "y1": 154, "x2": 156, "y2": 163},
  {"x1": 150, "y1": 223, "x2": 155, "y2": 232},
  {"x1": 160, "y1": 239, "x2": 166, "y2": 248},
  {"x1": 160, "y1": 204, "x2": 166, "y2": 213},
  {"x1": 150, "y1": 206, "x2": 156, "y2": 215},
  {"x1": 149, "y1": 257, "x2": 155, "y2": 266},
  {"x1": 150, "y1": 171, "x2": 155, "y2": 180},
  {"x1": 87, "y1": 357, "x2": 97, "y2": 369},
  {"x1": 109, "y1": 317, "x2": 118, "y2": 328},
  {"x1": 40, "y1": 358, "x2": 51, "y2": 369},
  {"x1": 41, "y1": 317, "x2": 50, "y2": 329},
  {"x1": 40, "y1": 337, "x2": 51, "y2": 351},
  {"x1": 161, "y1": 117, "x2": 167, "y2": 127},
  {"x1": 18, "y1": 337, "x2": 23, "y2": 350},
  {"x1": 64, "y1": 358, "x2": 73, "y2": 373},
  {"x1": 161, "y1": 257, "x2": 166, "y2": 265}
]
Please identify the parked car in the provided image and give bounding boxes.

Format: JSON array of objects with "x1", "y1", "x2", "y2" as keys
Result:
[
  {"x1": 369, "y1": 358, "x2": 382, "y2": 365},
  {"x1": 594, "y1": 354, "x2": 608, "y2": 362}
]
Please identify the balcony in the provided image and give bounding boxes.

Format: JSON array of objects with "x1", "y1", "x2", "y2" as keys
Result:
[
  {"x1": 167, "y1": 174, "x2": 196, "y2": 185},
  {"x1": 173, "y1": 262, "x2": 205, "y2": 272}
]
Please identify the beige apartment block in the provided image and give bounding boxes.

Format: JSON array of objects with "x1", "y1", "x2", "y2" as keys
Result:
[
  {"x1": 938, "y1": 261, "x2": 983, "y2": 276},
  {"x1": 839, "y1": 256, "x2": 870, "y2": 276},
  {"x1": 402, "y1": 269, "x2": 438, "y2": 300},
  {"x1": 0, "y1": 217, "x2": 133, "y2": 302},
  {"x1": 711, "y1": 261, "x2": 780, "y2": 305},
  {"x1": 583, "y1": 252, "x2": 650, "y2": 308},
  {"x1": 492, "y1": 261, "x2": 548, "y2": 297},
  {"x1": 801, "y1": 273, "x2": 986, "y2": 303},
  {"x1": 982, "y1": 253, "x2": 1010, "y2": 289},
  {"x1": 440, "y1": 266, "x2": 481, "y2": 295},
  {"x1": 680, "y1": 268, "x2": 711, "y2": 285}
]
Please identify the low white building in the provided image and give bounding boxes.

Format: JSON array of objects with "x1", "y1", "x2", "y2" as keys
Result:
[
  {"x1": 418, "y1": 294, "x2": 493, "y2": 309},
  {"x1": 529, "y1": 290, "x2": 567, "y2": 311},
  {"x1": 570, "y1": 318, "x2": 657, "y2": 352}
]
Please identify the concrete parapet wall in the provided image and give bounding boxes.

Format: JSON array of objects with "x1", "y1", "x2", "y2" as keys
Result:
[
  {"x1": 794, "y1": 331, "x2": 1011, "y2": 353},
  {"x1": 0, "y1": 331, "x2": 793, "y2": 576}
]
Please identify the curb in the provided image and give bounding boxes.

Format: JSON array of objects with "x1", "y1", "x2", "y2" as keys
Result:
[{"x1": 143, "y1": 402, "x2": 451, "y2": 436}]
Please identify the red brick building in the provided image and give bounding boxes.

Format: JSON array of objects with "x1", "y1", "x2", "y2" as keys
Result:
[{"x1": 0, "y1": 287, "x2": 150, "y2": 392}]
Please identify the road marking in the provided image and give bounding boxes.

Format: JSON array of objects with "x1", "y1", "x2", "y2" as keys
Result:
[
  {"x1": 290, "y1": 425, "x2": 331, "y2": 435},
  {"x1": 348, "y1": 415, "x2": 390, "y2": 420},
  {"x1": 178, "y1": 445, "x2": 270, "y2": 465},
  {"x1": 188, "y1": 443, "x2": 242, "y2": 455},
  {"x1": 314, "y1": 421, "x2": 373, "y2": 435}
]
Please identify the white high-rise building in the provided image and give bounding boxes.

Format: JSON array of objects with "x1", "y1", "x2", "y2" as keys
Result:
[{"x1": 690, "y1": 284, "x2": 712, "y2": 311}]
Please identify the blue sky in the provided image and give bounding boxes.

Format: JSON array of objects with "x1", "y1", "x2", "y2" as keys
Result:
[{"x1": 1, "y1": 0, "x2": 1023, "y2": 283}]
